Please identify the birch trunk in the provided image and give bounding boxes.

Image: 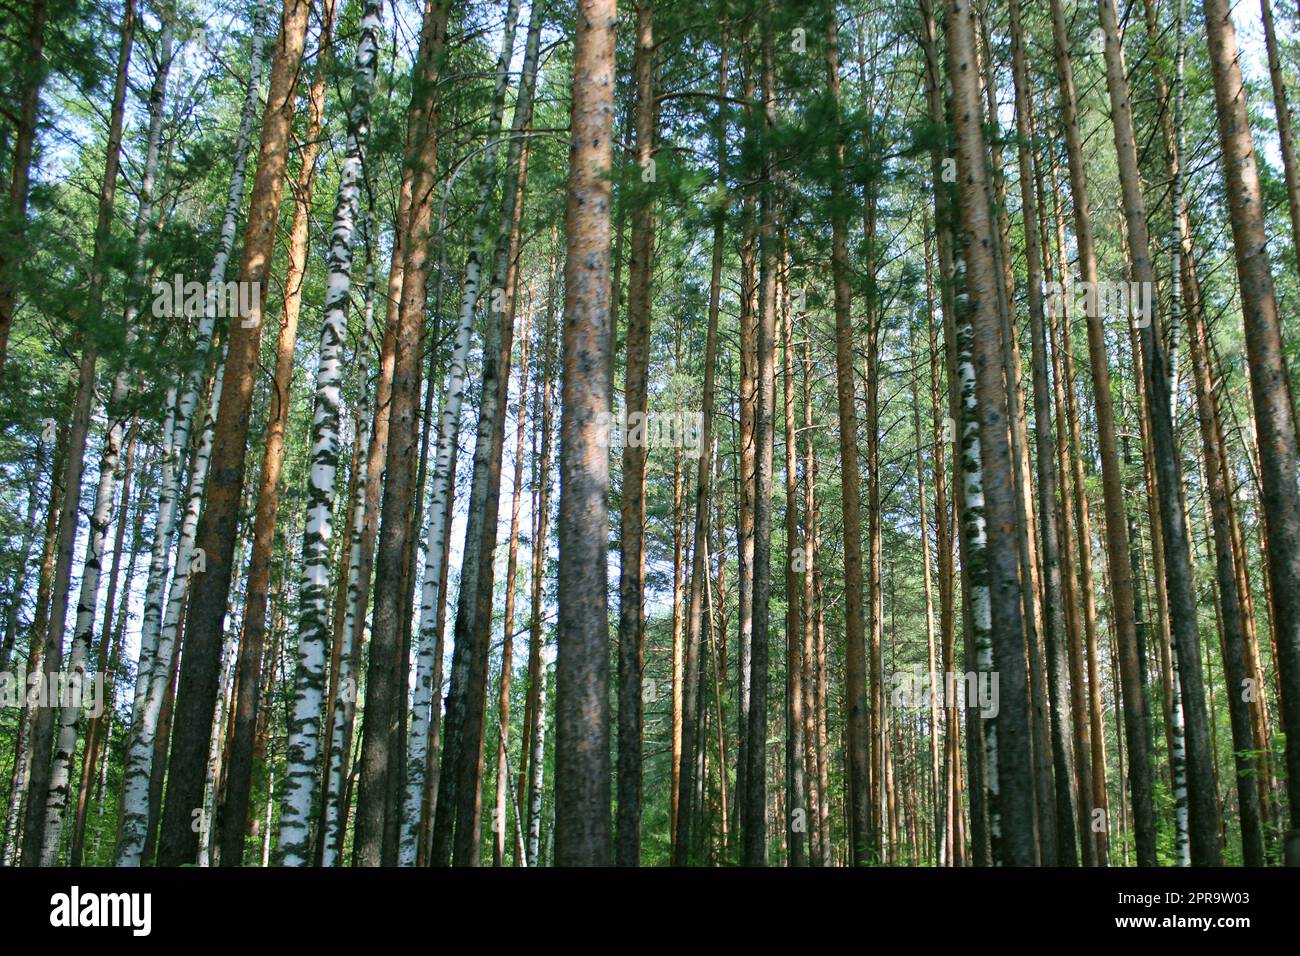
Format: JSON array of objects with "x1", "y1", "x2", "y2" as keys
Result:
[
  {"x1": 320, "y1": 260, "x2": 376, "y2": 866},
  {"x1": 36, "y1": 1, "x2": 137, "y2": 864},
  {"x1": 403, "y1": 0, "x2": 520, "y2": 866},
  {"x1": 155, "y1": 0, "x2": 312, "y2": 866},
  {"x1": 352, "y1": 0, "x2": 451, "y2": 865},
  {"x1": 276, "y1": 0, "x2": 383, "y2": 867},
  {"x1": 117, "y1": 15, "x2": 263, "y2": 865}
]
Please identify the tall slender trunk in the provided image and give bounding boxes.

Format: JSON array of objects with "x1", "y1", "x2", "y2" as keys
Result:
[
  {"x1": 1008, "y1": 0, "x2": 1077, "y2": 866},
  {"x1": 272, "y1": 0, "x2": 381, "y2": 867},
  {"x1": 800, "y1": 302, "x2": 828, "y2": 866},
  {"x1": 116, "y1": 15, "x2": 263, "y2": 866},
  {"x1": 415, "y1": 0, "x2": 524, "y2": 866},
  {"x1": 429, "y1": 0, "x2": 541, "y2": 867},
  {"x1": 1169, "y1": 0, "x2": 1264, "y2": 859},
  {"x1": 519, "y1": 231, "x2": 559, "y2": 866},
  {"x1": 34, "y1": 1, "x2": 137, "y2": 865},
  {"x1": 909, "y1": 318, "x2": 944, "y2": 866},
  {"x1": 26, "y1": 8, "x2": 163, "y2": 867},
  {"x1": 3, "y1": 402, "x2": 67, "y2": 865},
  {"x1": 554, "y1": 0, "x2": 617, "y2": 867},
  {"x1": 0, "y1": 0, "x2": 49, "y2": 376},
  {"x1": 221, "y1": 0, "x2": 336, "y2": 866},
  {"x1": 1096, "y1": 0, "x2": 1220, "y2": 866},
  {"x1": 732, "y1": 36, "x2": 759, "y2": 854},
  {"x1": 156, "y1": 0, "x2": 312, "y2": 867},
  {"x1": 351, "y1": 0, "x2": 451, "y2": 867},
  {"x1": 977, "y1": 18, "x2": 1053, "y2": 863},
  {"x1": 1259, "y1": 0, "x2": 1300, "y2": 279},
  {"x1": 743, "y1": 3, "x2": 776, "y2": 866},
  {"x1": 1047, "y1": 0, "x2": 1156, "y2": 865},
  {"x1": 946, "y1": 0, "x2": 1035, "y2": 866},
  {"x1": 494, "y1": 287, "x2": 534, "y2": 866},
  {"x1": 69, "y1": 424, "x2": 139, "y2": 866},
  {"x1": 823, "y1": 5, "x2": 871, "y2": 866},
  {"x1": 781, "y1": 263, "x2": 806, "y2": 867},
  {"x1": 674, "y1": 14, "x2": 728, "y2": 866},
  {"x1": 320, "y1": 260, "x2": 377, "y2": 866},
  {"x1": 616, "y1": 0, "x2": 656, "y2": 867},
  {"x1": 1203, "y1": 0, "x2": 1300, "y2": 847}
]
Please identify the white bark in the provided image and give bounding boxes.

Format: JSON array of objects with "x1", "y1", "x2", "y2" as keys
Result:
[
  {"x1": 320, "y1": 262, "x2": 375, "y2": 867},
  {"x1": 953, "y1": 251, "x2": 998, "y2": 850},
  {"x1": 116, "y1": 18, "x2": 266, "y2": 866},
  {"x1": 198, "y1": 620, "x2": 240, "y2": 866},
  {"x1": 526, "y1": 663, "x2": 546, "y2": 866},
  {"x1": 399, "y1": 0, "x2": 531, "y2": 865},
  {"x1": 38, "y1": 13, "x2": 173, "y2": 860},
  {"x1": 278, "y1": 0, "x2": 384, "y2": 866},
  {"x1": 117, "y1": 356, "x2": 224, "y2": 864},
  {"x1": 1170, "y1": 640, "x2": 1190, "y2": 865}
]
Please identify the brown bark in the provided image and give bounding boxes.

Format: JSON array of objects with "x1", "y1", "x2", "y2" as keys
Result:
[
  {"x1": 781, "y1": 259, "x2": 806, "y2": 867},
  {"x1": 353, "y1": 0, "x2": 450, "y2": 866},
  {"x1": 154, "y1": 0, "x2": 312, "y2": 867},
  {"x1": 1047, "y1": 0, "x2": 1156, "y2": 865},
  {"x1": 1097, "y1": 0, "x2": 1221, "y2": 866},
  {"x1": 0, "y1": 0, "x2": 48, "y2": 377},
  {"x1": 615, "y1": 0, "x2": 656, "y2": 866},
  {"x1": 221, "y1": 0, "x2": 335, "y2": 865},
  {"x1": 742, "y1": 3, "x2": 777, "y2": 867},
  {"x1": 1203, "y1": 0, "x2": 1300, "y2": 840},
  {"x1": 554, "y1": 0, "x2": 617, "y2": 867},
  {"x1": 946, "y1": 0, "x2": 1035, "y2": 866},
  {"x1": 1009, "y1": 0, "x2": 1078, "y2": 866},
  {"x1": 20, "y1": 1, "x2": 138, "y2": 865},
  {"x1": 824, "y1": 7, "x2": 872, "y2": 866}
]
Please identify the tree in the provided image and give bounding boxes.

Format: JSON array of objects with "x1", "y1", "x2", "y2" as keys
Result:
[
  {"x1": 1203, "y1": 0, "x2": 1300, "y2": 852},
  {"x1": 554, "y1": 0, "x2": 617, "y2": 868},
  {"x1": 155, "y1": 0, "x2": 312, "y2": 867}
]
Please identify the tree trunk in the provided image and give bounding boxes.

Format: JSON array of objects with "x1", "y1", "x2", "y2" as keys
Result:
[
  {"x1": 946, "y1": 0, "x2": 1035, "y2": 865},
  {"x1": 1047, "y1": 0, "x2": 1156, "y2": 865},
  {"x1": 351, "y1": 0, "x2": 451, "y2": 867},
  {"x1": 433, "y1": 0, "x2": 545, "y2": 868},
  {"x1": 742, "y1": 4, "x2": 777, "y2": 867},
  {"x1": 616, "y1": 0, "x2": 655, "y2": 867},
  {"x1": 1096, "y1": 0, "x2": 1221, "y2": 866},
  {"x1": 519, "y1": 231, "x2": 559, "y2": 867},
  {"x1": 1202, "y1": 0, "x2": 1300, "y2": 846},
  {"x1": 1009, "y1": 0, "x2": 1077, "y2": 866},
  {"x1": 116, "y1": 14, "x2": 263, "y2": 865},
  {"x1": 155, "y1": 0, "x2": 311, "y2": 867},
  {"x1": 34, "y1": 1, "x2": 137, "y2": 865},
  {"x1": 823, "y1": 6, "x2": 871, "y2": 866},
  {"x1": 494, "y1": 287, "x2": 534, "y2": 865},
  {"x1": 272, "y1": 0, "x2": 381, "y2": 867},
  {"x1": 554, "y1": 0, "x2": 617, "y2": 867},
  {"x1": 0, "y1": 0, "x2": 49, "y2": 377}
]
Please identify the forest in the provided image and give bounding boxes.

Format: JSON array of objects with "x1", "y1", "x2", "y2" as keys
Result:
[{"x1": 1, "y1": 0, "x2": 1299, "y2": 872}]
